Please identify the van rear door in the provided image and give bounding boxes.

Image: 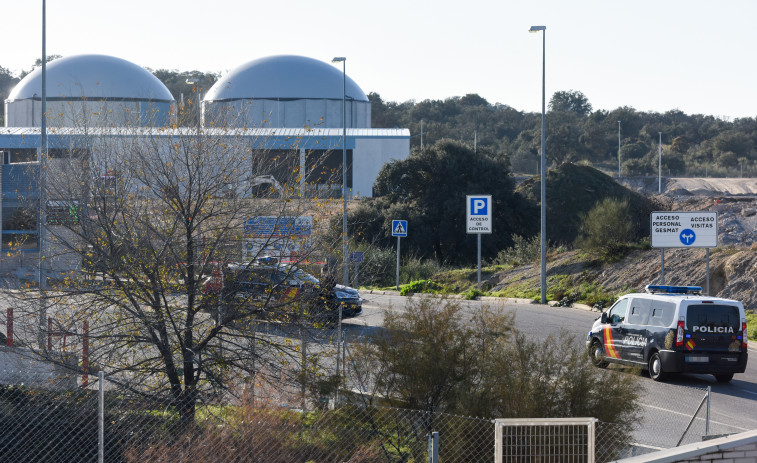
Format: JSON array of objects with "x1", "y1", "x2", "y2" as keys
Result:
[{"x1": 685, "y1": 303, "x2": 742, "y2": 353}]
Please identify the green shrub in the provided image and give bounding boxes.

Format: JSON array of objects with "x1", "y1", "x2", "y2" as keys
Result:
[
  {"x1": 464, "y1": 288, "x2": 485, "y2": 300},
  {"x1": 400, "y1": 280, "x2": 443, "y2": 296},
  {"x1": 490, "y1": 234, "x2": 541, "y2": 266},
  {"x1": 575, "y1": 198, "x2": 633, "y2": 262}
]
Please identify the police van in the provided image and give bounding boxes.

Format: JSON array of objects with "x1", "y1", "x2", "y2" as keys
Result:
[{"x1": 587, "y1": 285, "x2": 748, "y2": 382}]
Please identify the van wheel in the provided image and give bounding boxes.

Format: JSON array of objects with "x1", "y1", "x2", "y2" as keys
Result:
[
  {"x1": 649, "y1": 352, "x2": 667, "y2": 381},
  {"x1": 715, "y1": 373, "x2": 734, "y2": 383},
  {"x1": 589, "y1": 340, "x2": 608, "y2": 368}
]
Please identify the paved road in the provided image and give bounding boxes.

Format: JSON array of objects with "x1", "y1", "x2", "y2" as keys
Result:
[{"x1": 347, "y1": 292, "x2": 757, "y2": 450}]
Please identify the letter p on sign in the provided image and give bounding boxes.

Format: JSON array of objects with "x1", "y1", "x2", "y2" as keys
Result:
[{"x1": 471, "y1": 198, "x2": 487, "y2": 215}]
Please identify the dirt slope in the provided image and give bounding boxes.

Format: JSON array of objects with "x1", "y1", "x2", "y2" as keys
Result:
[{"x1": 490, "y1": 193, "x2": 757, "y2": 310}]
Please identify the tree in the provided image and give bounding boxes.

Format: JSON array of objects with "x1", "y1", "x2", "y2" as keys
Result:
[
  {"x1": 150, "y1": 69, "x2": 220, "y2": 127},
  {"x1": 575, "y1": 198, "x2": 633, "y2": 261},
  {"x1": 0, "y1": 66, "x2": 19, "y2": 126},
  {"x1": 7, "y1": 117, "x2": 340, "y2": 426},
  {"x1": 352, "y1": 296, "x2": 641, "y2": 425},
  {"x1": 351, "y1": 139, "x2": 537, "y2": 265},
  {"x1": 549, "y1": 90, "x2": 592, "y2": 116}
]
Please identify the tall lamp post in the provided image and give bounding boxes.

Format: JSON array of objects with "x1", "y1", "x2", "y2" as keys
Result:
[
  {"x1": 331, "y1": 56, "x2": 347, "y2": 398},
  {"x1": 38, "y1": 0, "x2": 49, "y2": 349},
  {"x1": 529, "y1": 25, "x2": 547, "y2": 305},
  {"x1": 658, "y1": 132, "x2": 662, "y2": 193},
  {"x1": 618, "y1": 121, "x2": 622, "y2": 177}
]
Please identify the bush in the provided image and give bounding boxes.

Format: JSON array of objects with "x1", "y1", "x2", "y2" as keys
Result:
[
  {"x1": 352, "y1": 296, "x2": 641, "y2": 430},
  {"x1": 575, "y1": 198, "x2": 633, "y2": 261},
  {"x1": 399, "y1": 279, "x2": 443, "y2": 296},
  {"x1": 490, "y1": 234, "x2": 541, "y2": 266}
]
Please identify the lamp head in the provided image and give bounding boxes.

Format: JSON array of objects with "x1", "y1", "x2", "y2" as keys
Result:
[
  {"x1": 332, "y1": 57, "x2": 346, "y2": 63},
  {"x1": 529, "y1": 25, "x2": 546, "y2": 32}
]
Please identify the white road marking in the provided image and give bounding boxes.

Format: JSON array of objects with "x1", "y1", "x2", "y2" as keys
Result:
[{"x1": 640, "y1": 403, "x2": 750, "y2": 432}]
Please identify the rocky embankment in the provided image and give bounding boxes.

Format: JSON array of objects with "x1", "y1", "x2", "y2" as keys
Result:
[{"x1": 489, "y1": 188, "x2": 757, "y2": 310}]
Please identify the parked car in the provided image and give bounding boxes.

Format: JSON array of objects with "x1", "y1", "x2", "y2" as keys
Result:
[{"x1": 202, "y1": 260, "x2": 362, "y2": 322}]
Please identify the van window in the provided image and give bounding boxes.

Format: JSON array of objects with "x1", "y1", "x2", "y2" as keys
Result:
[
  {"x1": 627, "y1": 299, "x2": 651, "y2": 325},
  {"x1": 650, "y1": 302, "x2": 675, "y2": 327},
  {"x1": 686, "y1": 304, "x2": 740, "y2": 332},
  {"x1": 607, "y1": 299, "x2": 629, "y2": 324}
]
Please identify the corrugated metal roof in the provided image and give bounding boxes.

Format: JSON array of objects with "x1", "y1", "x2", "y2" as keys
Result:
[
  {"x1": 0, "y1": 127, "x2": 409, "y2": 152},
  {"x1": 0, "y1": 127, "x2": 410, "y2": 138}
]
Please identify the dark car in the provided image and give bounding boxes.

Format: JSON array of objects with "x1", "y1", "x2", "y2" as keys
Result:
[{"x1": 203, "y1": 261, "x2": 362, "y2": 322}]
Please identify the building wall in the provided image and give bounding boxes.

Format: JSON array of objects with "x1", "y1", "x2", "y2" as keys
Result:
[
  {"x1": 617, "y1": 429, "x2": 757, "y2": 462},
  {"x1": 203, "y1": 98, "x2": 370, "y2": 129},
  {"x1": 353, "y1": 137, "x2": 410, "y2": 198},
  {"x1": 5, "y1": 99, "x2": 174, "y2": 128}
]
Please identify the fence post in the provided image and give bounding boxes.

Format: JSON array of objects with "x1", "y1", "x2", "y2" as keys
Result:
[
  {"x1": 6, "y1": 308, "x2": 12, "y2": 346},
  {"x1": 82, "y1": 320, "x2": 89, "y2": 388},
  {"x1": 494, "y1": 420, "x2": 502, "y2": 463},
  {"x1": 427, "y1": 431, "x2": 439, "y2": 463},
  {"x1": 432, "y1": 431, "x2": 439, "y2": 463},
  {"x1": 706, "y1": 386, "x2": 711, "y2": 436},
  {"x1": 98, "y1": 370, "x2": 104, "y2": 463}
]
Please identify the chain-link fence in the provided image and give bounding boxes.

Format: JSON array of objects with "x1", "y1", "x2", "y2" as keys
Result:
[
  {"x1": 0, "y1": 311, "x2": 744, "y2": 462},
  {"x1": 0, "y1": 369, "x2": 493, "y2": 463}
]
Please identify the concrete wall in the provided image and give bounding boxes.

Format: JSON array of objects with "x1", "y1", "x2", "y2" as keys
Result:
[
  {"x1": 6, "y1": 99, "x2": 173, "y2": 128},
  {"x1": 353, "y1": 137, "x2": 410, "y2": 198},
  {"x1": 203, "y1": 98, "x2": 370, "y2": 129},
  {"x1": 0, "y1": 346, "x2": 78, "y2": 390},
  {"x1": 616, "y1": 429, "x2": 757, "y2": 462}
]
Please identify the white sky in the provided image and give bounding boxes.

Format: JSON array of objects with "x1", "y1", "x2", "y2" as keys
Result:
[{"x1": 4, "y1": 0, "x2": 756, "y2": 119}]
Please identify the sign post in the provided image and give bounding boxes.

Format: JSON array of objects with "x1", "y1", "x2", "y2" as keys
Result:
[
  {"x1": 466, "y1": 195, "x2": 492, "y2": 285},
  {"x1": 349, "y1": 251, "x2": 364, "y2": 287},
  {"x1": 391, "y1": 220, "x2": 408, "y2": 290},
  {"x1": 651, "y1": 212, "x2": 718, "y2": 294}
]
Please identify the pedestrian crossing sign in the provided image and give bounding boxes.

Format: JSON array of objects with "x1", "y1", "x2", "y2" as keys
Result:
[{"x1": 391, "y1": 220, "x2": 408, "y2": 237}]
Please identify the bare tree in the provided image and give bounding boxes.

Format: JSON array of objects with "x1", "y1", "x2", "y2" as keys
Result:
[{"x1": 5, "y1": 107, "x2": 343, "y2": 425}]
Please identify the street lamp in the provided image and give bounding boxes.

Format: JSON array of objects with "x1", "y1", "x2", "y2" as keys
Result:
[
  {"x1": 529, "y1": 25, "x2": 547, "y2": 305},
  {"x1": 332, "y1": 57, "x2": 348, "y2": 287},
  {"x1": 331, "y1": 56, "x2": 347, "y2": 400},
  {"x1": 618, "y1": 121, "x2": 622, "y2": 177},
  {"x1": 658, "y1": 132, "x2": 662, "y2": 193}
]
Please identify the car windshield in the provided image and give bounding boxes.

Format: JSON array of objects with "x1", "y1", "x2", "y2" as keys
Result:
[{"x1": 285, "y1": 267, "x2": 319, "y2": 284}]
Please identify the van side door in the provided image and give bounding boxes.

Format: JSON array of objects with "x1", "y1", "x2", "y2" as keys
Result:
[{"x1": 623, "y1": 298, "x2": 652, "y2": 362}]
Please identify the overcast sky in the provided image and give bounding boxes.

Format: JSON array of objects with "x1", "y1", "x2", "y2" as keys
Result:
[{"x1": 4, "y1": 0, "x2": 756, "y2": 119}]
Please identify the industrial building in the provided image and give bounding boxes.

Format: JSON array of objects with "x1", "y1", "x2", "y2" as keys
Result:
[{"x1": 0, "y1": 53, "x2": 410, "y2": 277}]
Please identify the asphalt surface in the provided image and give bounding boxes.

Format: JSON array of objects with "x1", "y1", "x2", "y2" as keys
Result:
[{"x1": 346, "y1": 291, "x2": 757, "y2": 450}]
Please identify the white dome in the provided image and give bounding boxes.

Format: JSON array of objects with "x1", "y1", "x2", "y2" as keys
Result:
[
  {"x1": 7, "y1": 54, "x2": 174, "y2": 102},
  {"x1": 204, "y1": 55, "x2": 368, "y2": 102}
]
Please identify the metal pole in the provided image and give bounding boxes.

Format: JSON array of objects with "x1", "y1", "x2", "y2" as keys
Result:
[
  {"x1": 618, "y1": 121, "x2": 621, "y2": 177},
  {"x1": 661, "y1": 249, "x2": 665, "y2": 285},
  {"x1": 341, "y1": 59, "x2": 348, "y2": 287},
  {"x1": 658, "y1": 132, "x2": 662, "y2": 193},
  {"x1": 706, "y1": 248, "x2": 710, "y2": 296},
  {"x1": 38, "y1": 0, "x2": 48, "y2": 350},
  {"x1": 477, "y1": 234, "x2": 482, "y2": 285},
  {"x1": 706, "y1": 386, "x2": 711, "y2": 436},
  {"x1": 396, "y1": 236, "x2": 401, "y2": 290},
  {"x1": 98, "y1": 371, "x2": 104, "y2": 463},
  {"x1": 539, "y1": 29, "x2": 547, "y2": 305},
  {"x1": 420, "y1": 119, "x2": 424, "y2": 152}
]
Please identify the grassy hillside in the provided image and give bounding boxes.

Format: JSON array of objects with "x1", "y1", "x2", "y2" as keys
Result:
[{"x1": 516, "y1": 163, "x2": 660, "y2": 245}]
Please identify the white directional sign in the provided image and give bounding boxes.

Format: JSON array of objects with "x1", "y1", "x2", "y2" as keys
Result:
[
  {"x1": 651, "y1": 211, "x2": 718, "y2": 248},
  {"x1": 466, "y1": 195, "x2": 492, "y2": 234},
  {"x1": 391, "y1": 219, "x2": 408, "y2": 237}
]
